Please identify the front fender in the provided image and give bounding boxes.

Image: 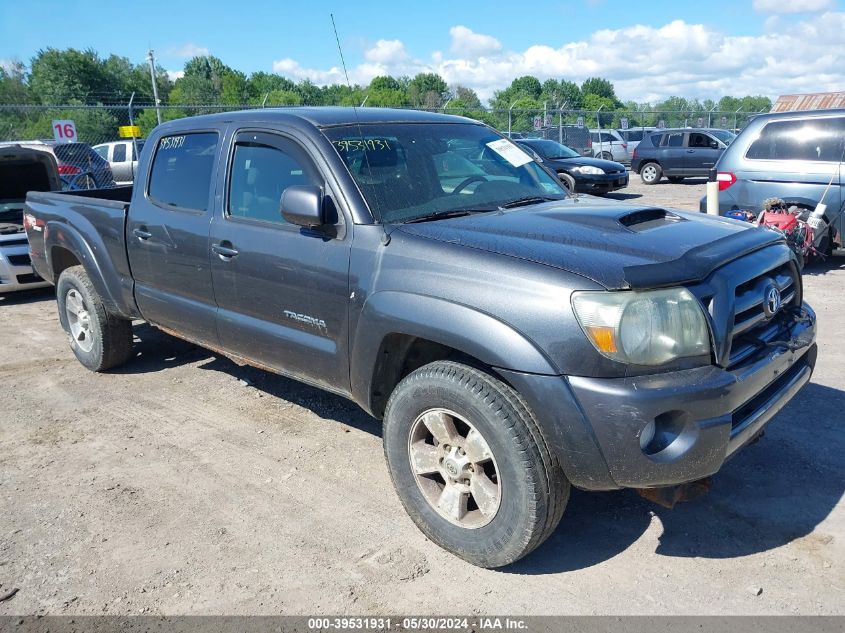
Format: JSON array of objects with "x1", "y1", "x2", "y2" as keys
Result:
[
  {"x1": 350, "y1": 290, "x2": 558, "y2": 413},
  {"x1": 45, "y1": 222, "x2": 136, "y2": 319}
]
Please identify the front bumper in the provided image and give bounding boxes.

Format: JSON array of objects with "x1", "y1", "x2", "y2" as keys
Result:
[
  {"x1": 499, "y1": 304, "x2": 816, "y2": 490},
  {"x1": 576, "y1": 171, "x2": 629, "y2": 193},
  {"x1": 0, "y1": 240, "x2": 50, "y2": 293}
]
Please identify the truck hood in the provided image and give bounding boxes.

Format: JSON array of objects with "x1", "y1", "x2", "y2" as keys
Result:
[{"x1": 396, "y1": 197, "x2": 783, "y2": 290}]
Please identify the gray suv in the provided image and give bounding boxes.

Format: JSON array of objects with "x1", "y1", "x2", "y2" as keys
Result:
[{"x1": 701, "y1": 109, "x2": 845, "y2": 251}]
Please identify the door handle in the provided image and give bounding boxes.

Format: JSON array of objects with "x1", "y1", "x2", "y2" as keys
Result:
[
  {"x1": 212, "y1": 242, "x2": 240, "y2": 260},
  {"x1": 133, "y1": 227, "x2": 152, "y2": 240},
  {"x1": 686, "y1": 149, "x2": 696, "y2": 153}
]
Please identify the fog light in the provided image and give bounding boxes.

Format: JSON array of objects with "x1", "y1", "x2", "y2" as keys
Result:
[{"x1": 639, "y1": 411, "x2": 697, "y2": 461}]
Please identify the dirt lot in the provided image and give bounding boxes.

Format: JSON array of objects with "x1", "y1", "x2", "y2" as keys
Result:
[{"x1": 1, "y1": 178, "x2": 843, "y2": 615}]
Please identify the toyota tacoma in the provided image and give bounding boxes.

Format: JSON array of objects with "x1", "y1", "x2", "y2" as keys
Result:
[{"x1": 24, "y1": 108, "x2": 817, "y2": 568}]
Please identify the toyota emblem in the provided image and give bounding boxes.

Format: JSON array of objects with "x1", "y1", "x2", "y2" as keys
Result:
[{"x1": 764, "y1": 285, "x2": 782, "y2": 318}]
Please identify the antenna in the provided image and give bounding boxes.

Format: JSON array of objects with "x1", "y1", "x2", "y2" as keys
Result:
[{"x1": 330, "y1": 13, "x2": 389, "y2": 244}]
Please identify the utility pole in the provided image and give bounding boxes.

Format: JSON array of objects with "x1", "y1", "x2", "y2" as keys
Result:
[{"x1": 147, "y1": 50, "x2": 162, "y2": 125}]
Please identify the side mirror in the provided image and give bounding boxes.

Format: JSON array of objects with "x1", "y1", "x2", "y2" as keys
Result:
[
  {"x1": 281, "y1": 185, "x2": 324, "y2": 227},
  {"x1": 710, "y1": 140, "x2": 719, "y2": 149}
]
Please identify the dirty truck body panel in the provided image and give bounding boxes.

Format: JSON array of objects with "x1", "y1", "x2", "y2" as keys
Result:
[{"x1": 25, "y1": 108, "x2": 817, "y2": 494}]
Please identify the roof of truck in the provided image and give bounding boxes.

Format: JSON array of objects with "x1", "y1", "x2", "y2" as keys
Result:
[{"x1": 159, "y1": 107, "x2": 477, "y2": 129}]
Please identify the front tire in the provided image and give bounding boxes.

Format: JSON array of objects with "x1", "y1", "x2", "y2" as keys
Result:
[
  {"x1": 383, "y1": 361, "x2": 569, "y2": 568},
  {"x1": 56, "y1": 265, "x2": 134, "y2": 371},
  {"x1": 558, "y1": 172, "x2": 576, "y2": 194},
  {"x1": 641, "y1": 162, "x2": 662, "y2": 185}
]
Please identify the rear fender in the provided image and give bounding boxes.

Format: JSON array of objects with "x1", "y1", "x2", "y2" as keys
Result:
[{"x1": 45, "y1": 222, "x2": 136, "y2": 319}]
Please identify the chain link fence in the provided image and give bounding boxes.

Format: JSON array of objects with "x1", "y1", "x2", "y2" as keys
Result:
[{"x1": 0, "y1": 103, "x2": 768, "y2": 186}]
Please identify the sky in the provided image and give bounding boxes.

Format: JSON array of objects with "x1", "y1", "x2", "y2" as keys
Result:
[{"x1": 1, "y1": 0, "x2": 844, "y2": 104}]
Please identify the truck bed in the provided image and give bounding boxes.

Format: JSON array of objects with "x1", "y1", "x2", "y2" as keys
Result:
[{"x1": 25, "y1": 186, "x2": 138, "y2": 318}]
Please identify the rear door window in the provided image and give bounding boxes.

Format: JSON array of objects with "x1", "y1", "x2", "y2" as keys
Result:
[
  {"x1": 148, "y1": 132, "x2": 218, "y2": 211},
  {"x1": 746, "y1": 118, "x2": 845, "y2": 162},
  {"x1": 113, "y1": 143, "x2": 127, "y2": 163},
  {"x1": 664, "y1": 132, "x2": 684, "y2": 147}
]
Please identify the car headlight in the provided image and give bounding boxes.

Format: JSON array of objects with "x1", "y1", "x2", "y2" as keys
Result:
[
  {"x1": 571, "y1": 288, "x2": 711, "y2": 366},
  {"x1": 571, "y1": 165, "x2": 605, "y2": 175}
]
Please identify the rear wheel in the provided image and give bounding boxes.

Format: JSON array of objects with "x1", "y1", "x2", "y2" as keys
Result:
[
  {"x1": 599, "y1": 151, "x2": 613, "y2": 160},
  {"x1": 383, "y1": 361, "x2": 569, "y2": 568},
  {"x1": 641, "y1": 162, "x2": 662, "y2": 185},
  {"x1": 56, "y1": 265, "x2": 133, "y2": 371}
]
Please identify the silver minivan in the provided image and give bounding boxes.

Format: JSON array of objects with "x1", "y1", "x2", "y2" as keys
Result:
[{"x1": 703, "y1": 109, "x2": 844, "y2": 251}]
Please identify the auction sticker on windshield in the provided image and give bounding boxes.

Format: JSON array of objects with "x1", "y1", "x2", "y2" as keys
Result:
[{"x1": 486, "y1": 139, "x2": 533, "y2": 167}]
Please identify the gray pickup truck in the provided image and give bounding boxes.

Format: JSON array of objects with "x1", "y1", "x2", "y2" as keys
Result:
[{"x1": 24, "y1": 108, "x2": 818, "y2": 568}]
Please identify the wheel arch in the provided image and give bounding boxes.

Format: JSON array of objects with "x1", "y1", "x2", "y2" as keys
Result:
[
  {"x1": 46, "y1": 223, "x2": 137, "y2": 319},
  {"x1": 350, "y1": 291, "x2": 558, "y2": 418}
]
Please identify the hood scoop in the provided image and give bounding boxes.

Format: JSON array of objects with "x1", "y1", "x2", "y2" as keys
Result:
[{"x1": 617, "y1": 208, "x2": 685, "y2": 232}]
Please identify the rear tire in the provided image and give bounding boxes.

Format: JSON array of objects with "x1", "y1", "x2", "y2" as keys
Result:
[
  {"x1": 56, "y1": 265, "x2": 133, "y2": 371},
  {"x1": 383, "y1": 361, "x2": 569, "y2": 568},
  {"x1": 641, "y1": 162, "x2": 662, "y2": 185},
  {"x1": 599, "y1": 151, "x2": 613, "y2": 160}
]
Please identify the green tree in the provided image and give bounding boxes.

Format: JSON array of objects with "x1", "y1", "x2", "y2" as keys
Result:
[
  {"x1": 453, "y1": 85, "x2": 481, "y2": 109},
  {"x1": 295, "y1": 79, "x2": 322, "y2": 105},
  {"x1": 220, "y1": 69, "x2": 252, "y2": 105},
  {"x1": 407, "y1": 73, "x2": 448, "y2": 108},
  {"x1": 0, "y1": 61, "x2": 29, "y2": 103},
  {"x1": 369, "y1": 76, "x2": 402, "y2": 92},
  {"x1": 248, "y1": 72, "x2": 295, "y2": 95},
  {"x1": 29, "y1": 48, "x2": 112, "y2": 104},
  {"x1": 581, "y1": 77, "x2": 617, "y2": 102}
]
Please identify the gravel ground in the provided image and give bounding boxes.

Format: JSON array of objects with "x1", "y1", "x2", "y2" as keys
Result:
[{"x1": 1, "y1": 180, "x2": 843, "y2": 616}]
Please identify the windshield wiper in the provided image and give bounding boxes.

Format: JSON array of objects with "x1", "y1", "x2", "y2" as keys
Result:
[
  {"x1": 402, "y1": 207, "x2": 498, "y2": 224},
  {"x1": 499, "y1": 195, "x2": 560, "y2": 209}
]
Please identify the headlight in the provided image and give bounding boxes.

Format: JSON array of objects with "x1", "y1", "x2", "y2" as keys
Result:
[
  {"x1": 571, "y1": 165, "x2": 605, "y2": 175},
  {"x1": 571, "y1": 288, "x2": 711, "y2": 366}
]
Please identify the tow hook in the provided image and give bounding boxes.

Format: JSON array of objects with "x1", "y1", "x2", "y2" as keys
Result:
[{"x1": 636, "y1": 477, "x2": 712, "y2": 509}]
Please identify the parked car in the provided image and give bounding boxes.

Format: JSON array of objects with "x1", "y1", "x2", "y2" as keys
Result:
[
  {"x1": 516, "y1": 138, "x2": 628, "y2": 194},
  {"x1": 0, "y1": 145, "x2": 59, "y2": 293},
  {"x1": 617, "y1": 127, "x2": 655, "y2": 155},
  {"x1": 631, "y1": 128, "x2": 736, "y2": 184},
  {"x1": 25, "y1": 108, "x2": 816, "y2": 568},
  {"x1": 93, "y1": 140, "x2": 144, "y2": 185},
  {"x1": 699, "y1": 109, "x2": 845, "y2": 254},
  {"x1": 589, "y1": 128, "x2": 628, "y2": 163},
  {"x1": 0, "y1": 140, "x2": 116, "y2": 190}
]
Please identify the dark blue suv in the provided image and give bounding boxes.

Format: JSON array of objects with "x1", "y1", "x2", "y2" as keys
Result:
[{"x1": 631, "y1": 128, "x2": 735, "y2": 184}]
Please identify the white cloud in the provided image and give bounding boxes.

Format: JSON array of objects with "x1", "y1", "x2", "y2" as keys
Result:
[
  {"x1": 169, "y1": 43, "x2": 210, "y2": 58},
  {"x1": 0, "y1": 58, "x2": 14, "y2": 73},
  {"x1": 166, "y1": 70, "x2": 184, "y2": 81},
  {"x1": 270, "y1": 14, "x2": 845, "y2": 104},
  {"x1": 364, "y1": 39, "x2": 409, "y2": 64},
  {"x1": 449, "y1": 26, "x2": 502, "y2": 57},
  {"x1": 753, "y1": 0, "x2": 833, "y2": 12}
]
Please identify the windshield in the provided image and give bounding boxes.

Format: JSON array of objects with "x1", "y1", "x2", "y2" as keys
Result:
[
  {"x1": 324, "y1": 123, "x2": 566, "y2": 223},
  {"x1": 711, "y1": 130, "x2": 736, "y2": 145},
  {"x1": 523, "y1": 139, "x2": 579, "y2": 159}
]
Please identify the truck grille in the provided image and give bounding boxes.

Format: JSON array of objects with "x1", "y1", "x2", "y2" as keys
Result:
[
  {"x1": 728, "y1": 261, "x2": 800, "y2": 367},
  {"x1": 7, "y1": 253, "x2": 30, "y2": 266},
  {"x1": 1, "y1": 237, "x2": 28, "y2": 247}
]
